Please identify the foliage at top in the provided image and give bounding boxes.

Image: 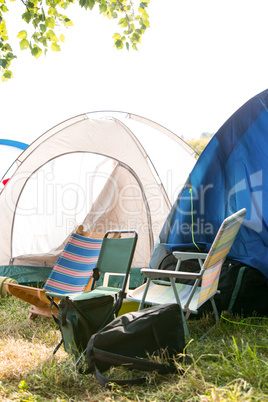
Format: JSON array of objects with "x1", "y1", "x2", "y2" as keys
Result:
[
  {"x1": 187, "y1": 136, "x2": 213, "y2": 156},
  {"x1": 0, "y1": 0, "x2": 150, "y2": 81}
]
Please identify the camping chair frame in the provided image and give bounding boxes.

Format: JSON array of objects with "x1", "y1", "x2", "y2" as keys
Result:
[
  {"x1": 46, "y1": 230, "x2": 138, "y2": 354},
  {"x1": 129, "y1": 208, "x2": 246, "y2": 339},
  {"x1": 80, "y1": 230, "x2": 138, "y2": 320}
]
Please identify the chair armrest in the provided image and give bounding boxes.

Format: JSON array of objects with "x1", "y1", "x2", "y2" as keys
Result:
[
  {"x1": 141, "y1": 268, "x2": 201, "y2": 281},
  {"x1": 173, "y1": 251, "x2": 208, "y2": 261}
]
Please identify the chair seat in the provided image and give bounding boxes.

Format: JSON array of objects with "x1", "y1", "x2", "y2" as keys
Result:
[
  {"x1": 46, "y1": 287, "x2": 120, "y2": 301},
  {"x1": 93, "y1": 286, "x2": 120, "y2": 294},
  {"x1": 129, "y1": 281, "x2": 201, "y2": 313}
]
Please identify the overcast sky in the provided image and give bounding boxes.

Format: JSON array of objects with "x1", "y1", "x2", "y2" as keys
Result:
[{"x1": 1, "y1": 0, "x2": 268, "y2": 145}]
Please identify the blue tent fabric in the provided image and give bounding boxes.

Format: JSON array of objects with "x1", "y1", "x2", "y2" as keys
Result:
[
  {"x1": 150, "y1": 89, "x2": 268, "y2": 281},
  {"x1": 0, "y1": 139, "x2": 28, "y2": 150}
]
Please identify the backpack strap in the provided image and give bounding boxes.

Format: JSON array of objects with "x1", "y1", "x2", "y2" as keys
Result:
[
  {"x1": 228, "y1": 266, "x2": 247, "y2": 313},
  {"x1": 92, "y1": 346, "x2": 178, "y2": 387}
]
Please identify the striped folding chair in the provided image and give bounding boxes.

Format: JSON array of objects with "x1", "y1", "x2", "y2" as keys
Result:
[
  {"x1": 5, "y1": 231, "x2": 103, "y2": 319},
  {"x1": 128, "y1": 208, "x2": 246, "y2": 338}
]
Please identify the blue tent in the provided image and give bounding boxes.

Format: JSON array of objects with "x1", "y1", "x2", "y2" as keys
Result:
[
  {"x1": 0, "y1": 139, "x2": 28, "y2": 150},
  {"x1": 150, "y1": 89, "x2": 268, "y2": 281}
]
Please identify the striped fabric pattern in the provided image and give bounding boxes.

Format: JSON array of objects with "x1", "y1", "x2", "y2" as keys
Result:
[
  {"x1": 43, "y1": 233, "x2": 103, "y2": 294},
  {"x1": 129, "y1": 208, "x2": 246, "y2": 313},
  {"x1": 130, "y1": 281, "x2": 201, "y2": 311},
  {"x1": 197, "y1": 210, "x2": 245, "y2": 308}
]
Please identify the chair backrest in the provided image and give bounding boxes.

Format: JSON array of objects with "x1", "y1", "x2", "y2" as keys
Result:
[
  {"x1": 43, "y1": 233, "x2": 103, "y2": 294},
  {"x1": 197, "y1": 208, "x2": 246, "y2": 308},
  {"x1": 94, "y1": 231, "x2": 138, "y2": 291}
]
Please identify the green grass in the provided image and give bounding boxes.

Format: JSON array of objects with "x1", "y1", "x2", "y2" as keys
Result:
[{"x1": 1, "y1": 296, "x2": 268, "y2": 401}]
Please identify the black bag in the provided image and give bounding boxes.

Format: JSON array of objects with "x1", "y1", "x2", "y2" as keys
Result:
[
  {"x1": 55, "y1": 294, "x2": 114, "y2": 359},
  {"x1": 217, "y1": 264, "x2": 268, "y2": 316},
  {"x1": 84, "y1": 303, "x2": 186, "y2": 387}
]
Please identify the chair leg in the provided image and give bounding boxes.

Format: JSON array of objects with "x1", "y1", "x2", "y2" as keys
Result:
[
  {"x1": 181, "y1": 313, "x2": 190, "y2": 339},
  {"x1": 138, "y1": 278, "x2": 151, "y2": 310},
  {"x1": 170, "y1": 278, "x2": 190, "y2": 338},
  {"x1": 28, "y1": 311, "x2": 39, "y2": 320},
  {"x1": 211, "y1": 297, "x2": 219, "y2": 323},
  {"x1": 53, "y1": 338, "x2": 63, "y2": 355}
]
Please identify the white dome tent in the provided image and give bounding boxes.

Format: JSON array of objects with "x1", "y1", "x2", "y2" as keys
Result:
[{"x1": 0, "y1": 111, "x2": 197, "y2": 285}]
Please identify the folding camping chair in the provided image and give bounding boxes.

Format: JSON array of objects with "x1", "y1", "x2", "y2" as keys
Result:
[
  {"x1": 128, "y1": 208, "x2": 246, "y2": 338},
  {"x1": 45, "y1": 230, "x2": 138, "y2": 355},
  {"x1": 46, "y1": 230, "x2": 138, "y2": 320},
  {"x1": 5, "y1": 227, "x2": 104, "y2": 319}
]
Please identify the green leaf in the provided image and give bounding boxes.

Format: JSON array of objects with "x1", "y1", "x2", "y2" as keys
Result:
[
  {"x1": 59, "y1": 0, "x2": 68, "y2": 10},
  {"x1": 22, "y1": 12, "x2": 32, "y2": 24},
  {"x1": 141, "y1": 18, "x2": 150, "y2": 28},
  {"x1": 46, "y1": 29, "x2": 58, "y2": 42},
  {"x1": 2, "y1": 69, "x2": 13, "y2": 80},
  {"x1": 1, "y1": 4, "x2": 8, "y2": 12},
  {"x1": 112, "y1": 33, "x2": 121, "y2": 40},
  {"x1": 132, "y1": 32, "x2": 141, "y2": 43},
  {"x1": 99, "y1": 3, "x2": 107, "y2": 13},
  {"x1": 6, "y1": 52, "x2": 16, "y2": 60},
  {"x1": 40, "y1": 24, "x2": 46, "y2": 34},
  {"x1": 119, "y1": 18, "x2": 128, "y2": 28},
  {"x1": 64, "y1": 17, "x2": 73, "y2": 27},
  {"x1": 17, "y1": 30, "x2": 27, "y2": 40},
  {"x1": 140, "y1": 1, "x2": 150, "y2": 7},
  {"x1": 59, "y1": 34, "x2": 65, "y2": 43},
  {"x1": 31, "y1": 45, "x2": 42, "y2": 58},
  {"x1": 45, "y1": 17, "x2": 55, "y2": 29},
  {"x1": 142, "y1": 11, "x2": 149, "y2": 19},
  {"x1": 48, "y1": 7, "x2": 57, "y2": 16},
  {"x1": 39, "y1": 37, "x2": 48, "y2": 47},
  {"x1": 2, "y1": 43, "x2": 12, "y2": 51},
  {"x1": 19, "y1": 39, "x2": 29, "y2": 50},
  {"x1": 51, "y1": 42, "x2": 60, "y2": 51},
  {"x1": 0, "y1": 59, "x2": 7, "y2": 68},
  {"x1": 87, "y1": 0, "x2": 95, "y2": 10},
  {"x1": 80, "y1": 0, "x2": 95, "y2": 9},
  {"x1": 114, "y1": 39, "x2": 123, "y2": 50}
]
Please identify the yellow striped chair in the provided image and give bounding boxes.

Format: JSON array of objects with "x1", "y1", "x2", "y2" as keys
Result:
[{"x1": 128, "y1": 208, "x2": 246, "y2": 338}]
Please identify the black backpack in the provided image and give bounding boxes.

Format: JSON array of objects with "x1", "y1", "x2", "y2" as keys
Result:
[{"x1": 84, "y1": 303, "x2": 186, "y2": 387}]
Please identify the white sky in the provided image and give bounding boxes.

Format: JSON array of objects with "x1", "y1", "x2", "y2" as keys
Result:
[{"x1": 1, "y1": 0, "x2": 268, "y2": 145}]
